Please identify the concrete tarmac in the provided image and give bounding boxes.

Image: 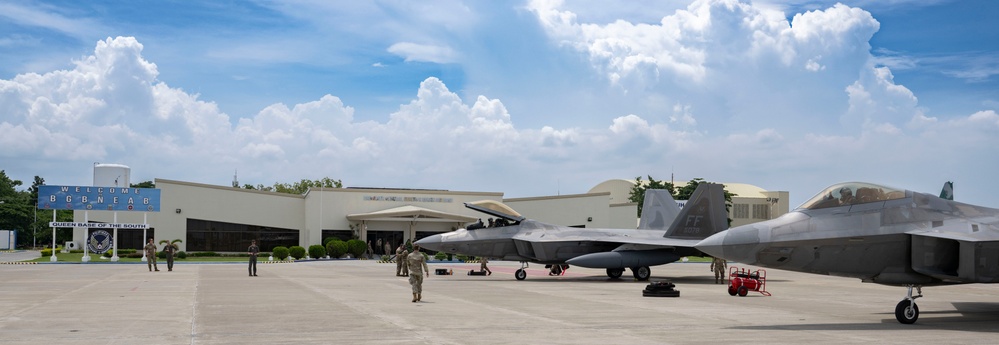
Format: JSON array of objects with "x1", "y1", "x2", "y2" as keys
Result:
[{"x1": 1, "y1": 259, "x2": 997, "y2": 344}]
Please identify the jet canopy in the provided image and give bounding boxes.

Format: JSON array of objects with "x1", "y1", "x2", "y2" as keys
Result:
[{"x1": 797, "y1": 182, "x2": 906, "y2": 210}]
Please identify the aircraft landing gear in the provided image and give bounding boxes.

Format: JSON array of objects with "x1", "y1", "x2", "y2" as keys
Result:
[
  {"x1": 515, "y1": 262, "x2": 529, "y2": 281},
  {"x1": 606, "y1": 268, "x2": 624, "y2": 279},
  {"x1": 631, "y1": 266, "x2": 651, "y2": 281},
  {"x1": 895, "y1": 285, "x2": 922, "y2": 324}
]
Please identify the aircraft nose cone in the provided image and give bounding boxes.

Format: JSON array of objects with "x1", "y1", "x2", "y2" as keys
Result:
[
  {"x1": 415, "y1": 234, "x2": 443, "y2": 251},
  {"x1": 695, "y1": 232, "x2": 727, "y2": 258},
  {"x1": 695, "y1": 225, "x2": 762, "y2": 264}
]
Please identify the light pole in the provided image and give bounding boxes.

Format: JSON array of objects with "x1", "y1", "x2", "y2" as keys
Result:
[{"x1": 33, "y1": 202, "x2": 37, "y2": 249}]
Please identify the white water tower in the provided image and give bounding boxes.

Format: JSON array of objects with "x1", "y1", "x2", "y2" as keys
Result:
[{"x1": 93, "y1": 163, "x2": 131, "y2": 187}]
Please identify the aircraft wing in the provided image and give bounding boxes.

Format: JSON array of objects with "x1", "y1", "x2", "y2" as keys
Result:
[{"x1": 905, "y1": 222, "x2": 999, "y2": 242}]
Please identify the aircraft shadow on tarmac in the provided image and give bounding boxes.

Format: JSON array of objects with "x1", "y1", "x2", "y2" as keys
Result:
[
  {"x1": 443, "y1": 273, "x2": 792, "y2": 285},
  {"x1": 726, "y1": 302, "x2": 999, "y2": 333}
]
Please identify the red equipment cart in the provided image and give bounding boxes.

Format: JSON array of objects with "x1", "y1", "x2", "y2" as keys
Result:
[{"x1": 728, "y1": 266, "x2": 771, "y2": 297}]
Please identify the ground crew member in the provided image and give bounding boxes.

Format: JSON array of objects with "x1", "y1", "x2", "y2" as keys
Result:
[
  {"x1": 396, "y1": 244, "x2": 409, "y2": 276},
  {"x1": 480, "y1": 256, "x2": 492, "y2": 275},
  {"x1": 710, "y1": 256, "x2": 727, "y2": 284},
  {"x1": 143, "y1": 238, "x2": 159, "y2": 272},
  {"x1": 248, "y1": 240, "x2": 259, "y2": 277},
  {"x1": 163, "y1": 241, "x2": 176, "y2": 271},
  {"x1": 407, "y1": 244, "x2": 429, "y2": 302}
]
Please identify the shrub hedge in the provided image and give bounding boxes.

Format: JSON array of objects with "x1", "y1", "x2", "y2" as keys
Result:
[
  {"x1": 308, "y1": 244, "x2": 327, "y2": 259},
  {"x1": 346, "y1": 239, "x2": 366, "y2": 258},
  {"x1": 273, "y1": 246, "x2": 289, "y2": 260},
  {"x1": 289, "y1": 245, "x2": 306, "y2": 259},
  {"x1": 326, "y1": 240, "x2": 347, "y2": 258}
]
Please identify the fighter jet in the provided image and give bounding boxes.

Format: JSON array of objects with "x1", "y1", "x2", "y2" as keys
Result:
[
  {"x1": 696, "y1": 181, "x2": 999, "y2": 324},
  {"x1": 416, "y1": 183, "x2": 728, "y2": 281}
]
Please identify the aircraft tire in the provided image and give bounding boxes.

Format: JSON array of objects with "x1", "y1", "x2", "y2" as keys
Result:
[
  {"x1": 515, "y1": 269, "x2": 527, "y2": 281},
  {"x1": 631, "y1": 266, "x2": 651, "y2": 281},
  {"x1": 737, "y1": 286, "x2": 748, "y2": 297},
  {"x1": 895, "y1": 300, "x2": 919, "y2": 324},
  {"x1": 606, "y1": 268, "x2": 624, "y2": 279}
]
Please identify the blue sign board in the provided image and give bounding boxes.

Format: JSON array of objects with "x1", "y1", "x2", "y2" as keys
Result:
[{"x1": 38, "y1": 185, "x2": 161, "y2": 212}]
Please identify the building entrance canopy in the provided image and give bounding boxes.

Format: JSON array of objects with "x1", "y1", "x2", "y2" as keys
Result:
[{"x1": 346, "y1": 205, "x2": 478, "y2": 223}]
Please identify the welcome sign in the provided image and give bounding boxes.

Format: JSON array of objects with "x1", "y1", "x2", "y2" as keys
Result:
[{"x1": 38, "y1": 185, "x2": 161, "y2": 212}]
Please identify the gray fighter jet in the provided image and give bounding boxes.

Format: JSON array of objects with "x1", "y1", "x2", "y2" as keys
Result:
[
  {"x1": 416, "y1": 183, "x2": 728, "y2": 281},
  {"x1": 696, "y1": 181, "x2": 999, "y2": 324}
]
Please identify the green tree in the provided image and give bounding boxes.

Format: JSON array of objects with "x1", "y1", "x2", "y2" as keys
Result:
[
  {"x1": 273, "y1": 177, "x2": 343, "y2": 195},
  {"x1": 628, "y1": 175, "x2": 677, "y2": 217},
  {"x1": 27, "y1": 176, "x2": 46, "y2": 247},
  {"x1": 0, "y1": 170, "x2": 32, "y2": 247},
  {"x1": 130, "y1": 181, "x2": 155, "y2": 188},
  {"x1": 629, "y1": 176, "x2": 737, "y2": 226}
]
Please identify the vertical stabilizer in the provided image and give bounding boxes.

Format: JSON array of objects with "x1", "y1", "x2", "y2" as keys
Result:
[
  {"x1": 939, "y1": 181, "x2": 953, "y2": 201},
  {"x1": 663, "y1": 183, "x2": 728, "y2": 240},
  {"x1": 638, "y1": 189, "x2": 681, "y2": 230}
]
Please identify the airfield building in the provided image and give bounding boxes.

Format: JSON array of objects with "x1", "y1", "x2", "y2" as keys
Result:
[{"x1": 70, "y1": 178, "x2": 788, "y2": 254}]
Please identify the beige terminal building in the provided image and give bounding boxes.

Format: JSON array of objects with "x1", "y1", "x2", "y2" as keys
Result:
[{"x1": 72, "y1": 176, "x2": 789, "y2": 255}]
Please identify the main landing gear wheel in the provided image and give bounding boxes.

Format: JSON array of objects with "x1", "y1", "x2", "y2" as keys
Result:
[
  {"x1": 631, "y1": 266, "x2": 651, "y2": 281},
  {"x1": 515, "y1": 269, "x2": 527, "y2": 281},
  {"x1": 606, "y1": 268, "x2": 624, "y2": 279},
  {"x1": 895, "y1": 300, "x2": 919, "y2": 324},
  {"x1": 894, "y1": 284, "x2": 922, "y2": 324}
]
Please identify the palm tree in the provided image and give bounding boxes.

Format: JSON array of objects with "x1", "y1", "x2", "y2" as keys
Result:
[{"x1": 158, "y1": 238, "x2": 183, "y2": 250}]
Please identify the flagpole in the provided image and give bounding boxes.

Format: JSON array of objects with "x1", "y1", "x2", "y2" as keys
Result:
[{"x1": 50, "y1": 209, "x2": 57, "y2": 262}]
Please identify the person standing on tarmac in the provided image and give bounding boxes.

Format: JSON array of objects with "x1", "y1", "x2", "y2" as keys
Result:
[
  {"x1": 163, "y1": 241, "x2": 177, "y2": 271},
  {"x1": 407, "y1": 244, "x2": 429, "y2": 302},
  {"x1": 710, "y1": 256, "x2": 727, "y2": 284},
  {"x1": 247, "y1": 240, "x2": 259, "y2": 277},
  {"x1": 143, "y1": 238, "x2": 159, "y2": 272},
  {"x1": 395, "y1": 244, "x2": 409, "y2": 276}
]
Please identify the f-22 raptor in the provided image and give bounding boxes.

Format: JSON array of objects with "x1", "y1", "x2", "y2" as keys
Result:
[
  {"x1": 697, "y1": 181, "x2": 999, "y2": 324},
  {"x1": 416, "y1": 183, "x2": 727, "y2": 281}
]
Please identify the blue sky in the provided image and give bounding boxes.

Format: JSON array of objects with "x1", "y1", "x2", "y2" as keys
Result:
[{"x1": 1, "y1": 0, "x2": 997, "y2": 207}]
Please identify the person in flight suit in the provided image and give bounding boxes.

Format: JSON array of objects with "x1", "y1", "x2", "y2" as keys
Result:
[
  {"x1": 407, "y1": 244, "x2": 430, "y2": 302},
  {"x1": 163, "y1": 241, "x2": 177, "y2": 271},
  {"x1": 248, "y1": 240, "x2": 259, "y2": 277},
  {"x1": 143, "y1": 238, "x2": 159, "y2": 272}
]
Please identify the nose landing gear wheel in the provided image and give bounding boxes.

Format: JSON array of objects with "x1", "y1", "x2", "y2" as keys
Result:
[
  {"x1": 606, "y1": 268, "x2": 624, "y2": 279},
  {"x1": 631, "y1": 266, "x2": 651, "y2": 281},
  {"x1": 895, "y1": 300, "x2": 919, "y2": 324},
  {"x1": 515, "y1": 269, "x2": 527, "y2": 280}
]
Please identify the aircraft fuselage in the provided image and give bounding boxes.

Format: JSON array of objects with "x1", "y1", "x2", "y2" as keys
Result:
[
  {"x1": 698, "y1": 184, "x2": 999, "y2": 286},
  {"x1": 419, "y1": 219, "x2": 666, "y2": 264}
]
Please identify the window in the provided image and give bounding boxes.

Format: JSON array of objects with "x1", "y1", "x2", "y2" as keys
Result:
[
  {"x1": 752, "y1": 204, "x2": 770, "y2": 219},
  {"x1": 799, "y1": 182, "x2": 906, "y2": 210},
  {"x1": 733, "y1": 204, "x2": 749, "y2": 219},
  {"x1": 322, "y1": 230, "x2": 353, "y2": 242},
  {"x1": 186, "y1": 219, "x2": 298, "y2": 252}
]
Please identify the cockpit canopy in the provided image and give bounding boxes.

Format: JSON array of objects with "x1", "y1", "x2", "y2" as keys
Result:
[{"x1": 797, "y1": 182, "x2": 906, "y2": 210}]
